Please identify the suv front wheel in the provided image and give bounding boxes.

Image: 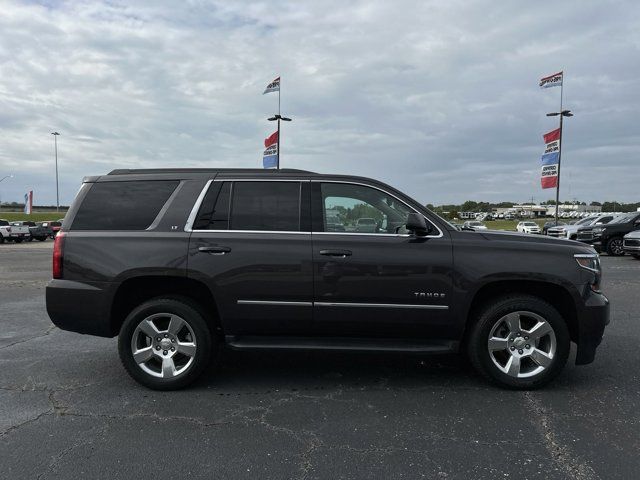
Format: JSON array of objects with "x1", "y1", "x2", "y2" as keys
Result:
[
  {"x1": 118, "y1": 297, "x2": 214, "y2": 390},
  {"x1": 467, "y1": 295, "x2": 570, "y2": 389}
]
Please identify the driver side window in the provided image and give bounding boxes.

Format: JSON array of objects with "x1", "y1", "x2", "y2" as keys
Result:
[{"x1": 320, "y1": 182, "x2": 413, "y2": 234}]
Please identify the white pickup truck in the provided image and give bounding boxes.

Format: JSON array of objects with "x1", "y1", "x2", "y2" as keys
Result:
[{"x1": 0, "y1": 219, "x2": 31, "y2": 243}]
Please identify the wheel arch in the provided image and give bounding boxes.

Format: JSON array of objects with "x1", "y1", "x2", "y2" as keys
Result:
[
  {"x1": 110, "y1": 275, "x2": 220, "y2": 337},
  {"x1": 462, "y1": 280, "x2": 579, "y2": 346}
]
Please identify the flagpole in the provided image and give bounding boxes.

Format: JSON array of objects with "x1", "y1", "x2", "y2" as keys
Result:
[
  {"x1": 555, "y1": 71, "x2": 563, "y2": 225},
  {"x1": 266, "y1": 76, "x2": 290, "y2": 170}
]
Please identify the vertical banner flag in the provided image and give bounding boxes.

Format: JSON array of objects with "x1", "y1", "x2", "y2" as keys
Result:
[
  {"x1": 23, "y1": 190, "x2": 33, "y2": 214},
  {"x1": 263, "y1": 77, "x2": 280, "y2": 94},
  {"x1": 263, "y1": 131, "x2": 279, "y2": 168},
  {"x1": 540, "y1": 128, "x2": 560, "y2": 189},
  {"x1": 539, "y1": 71, "x2": 563, "y2": 89}
]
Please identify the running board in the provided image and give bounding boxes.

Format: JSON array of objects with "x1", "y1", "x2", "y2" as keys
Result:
[{"x1": 225, "y1": 335, "x2": 457, "y2": 354}]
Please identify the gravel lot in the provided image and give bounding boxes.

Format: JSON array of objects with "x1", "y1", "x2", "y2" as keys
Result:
[{"x1": 1, "y1": 241, "x2": 638, "y2": 479}]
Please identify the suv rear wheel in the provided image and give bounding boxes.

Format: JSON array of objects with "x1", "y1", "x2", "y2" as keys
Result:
[
  {"x1": 118, "y1": 297, "x2": 215, "y2": 390},
  {"x1": 467, "y1": 295, "x2": 569, "y2": 389}
]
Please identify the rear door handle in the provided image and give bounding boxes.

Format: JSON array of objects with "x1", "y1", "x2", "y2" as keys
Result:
[
  {"x1": 198, "y1": 246, "x2": 231, "y2": 255},
  {"x1": 319, "y1": 249, "x2": 352, "y2": 258}
]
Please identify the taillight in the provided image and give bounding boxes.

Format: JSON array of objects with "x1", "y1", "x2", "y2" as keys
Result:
[{"x1": 53, "y1": 231, "x2": 65, "y2": 279}]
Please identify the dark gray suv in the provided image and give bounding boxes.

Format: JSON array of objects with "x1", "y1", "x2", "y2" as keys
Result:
[{"x1": 46, "y1": 168, "x2": 610, "y2": 390}]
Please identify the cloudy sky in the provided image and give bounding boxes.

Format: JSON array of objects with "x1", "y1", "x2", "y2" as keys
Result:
[{"x1": 0, "y1": 0, "x2": 638, "y2": 207}]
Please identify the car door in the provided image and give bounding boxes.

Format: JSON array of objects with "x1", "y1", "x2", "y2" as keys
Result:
[
  {"x1": 311, "y1": 180, "x2": 453, "y2": 338},
  {"x1": 187, "y1": 178, "x2": 313, "y2": 336}
]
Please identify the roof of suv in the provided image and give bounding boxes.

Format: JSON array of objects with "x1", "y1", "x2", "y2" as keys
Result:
[{"x1": 107, "y1": 168, "x2": 315, "y2": 175}]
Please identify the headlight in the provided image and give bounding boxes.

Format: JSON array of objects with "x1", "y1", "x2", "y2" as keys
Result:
[
  {"x1": 575, "y1": 253, "x2": 602, "y2": 292},
  {"x1": 575, "y1": 253, "x2": 600, "y2": 272},
  {"x1": 592, "y1": 227, "x2": 604, "y2": 236}
]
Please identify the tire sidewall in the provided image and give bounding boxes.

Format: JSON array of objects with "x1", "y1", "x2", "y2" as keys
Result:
[
  {"x1": 118, "y1": 297, "x2": 214, "y2": 390},
  {"x1": 469, "y1": 296, "x2": 570, "y2": 389},
  {"x1": 606, "y1": 237, "x2": 624, "y2": 256}
]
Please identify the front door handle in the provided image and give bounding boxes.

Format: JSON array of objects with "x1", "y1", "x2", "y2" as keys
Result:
[
  {"x1": 198, "y1": 246, "x2": 231, "y2": 255},
  {"x1": 319, "y1": 249, "x2": 352, "y2": 258}
]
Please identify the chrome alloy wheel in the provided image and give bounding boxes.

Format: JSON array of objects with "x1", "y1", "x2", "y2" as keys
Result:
[
  {"x1": 487, "y1": 311, "x2": 557, "y2": 378},
  {"x1": 131, "y1": 313, "x2": 197, "y2": 378}
]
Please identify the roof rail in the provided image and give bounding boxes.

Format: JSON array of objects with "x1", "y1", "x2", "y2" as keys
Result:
[{"x1": 107, "y1": 168, "x2": 315, "y2": 175}]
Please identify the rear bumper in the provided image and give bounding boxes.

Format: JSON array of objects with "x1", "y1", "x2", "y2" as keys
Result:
[
  {"x1": 575, "y1": 289, "x2": 610, "y2": 365},
  {"x1": 46, "y1": 279, "x2": 114, "y2": 337}
]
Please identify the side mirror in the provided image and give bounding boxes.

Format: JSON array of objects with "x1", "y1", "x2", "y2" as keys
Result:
[{"x1": 406, "y1": 213, "x2": 431, "y2": 236}]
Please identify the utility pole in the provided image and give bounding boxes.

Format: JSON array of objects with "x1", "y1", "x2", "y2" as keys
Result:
[
  {"x1": 51, "y1": 132, "x2": 61, "y2": 212},
  {"x1": 0, "y1": 174, "x2": 14, "y2": 212}
]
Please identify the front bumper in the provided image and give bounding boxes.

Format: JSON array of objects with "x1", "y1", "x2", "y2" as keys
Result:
[
  {"x1": 582, "y1": 239, "x2": 603, "y2": 252},
  {"x1": 46, "y1": 279, "x2": 114, "y2": 337},
  {"x1": 623, "y1": 239, "x2": 640, "y2": 255},
  {"x1": 575, "y1": 288, "x2": 610, "y2": 365}
]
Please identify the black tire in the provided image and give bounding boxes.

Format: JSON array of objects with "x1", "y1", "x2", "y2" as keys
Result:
[
  {"x1": 606, "y1": 237, "x2": 625, "y2": 256},
  {"x1": 467, "y1": 295, "x2": 570, "y2": 390},
  {"x1": 0, "y1": 235, "x2": 4, "y2": 244},
  {"x1": 27, "y1": 237, "x2": 33, "y2": 242},
  {"x1": 632, "y1": 255, "x2": 640, "y2": 260},
  {"x1": 14, "y1": 238, "x2": 23, "y2": 244},
  {"x1": 37, "y1": 236, "x2": 46, "y2": 242},
  {"x1": 118, "y1": 296, "x2": 215, "y2": 390}
]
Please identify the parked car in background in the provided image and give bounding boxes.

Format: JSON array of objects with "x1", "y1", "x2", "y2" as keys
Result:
[
  {"x1": 462, "y1": 220, "x2": 487, "y2": 230},
  {"x1": 41, "y1": 220, "x2": 63, "y2": 237},
  {"x1": 623, "y1": 230, "x2": 640, "y2": 259},
  {"x1": 516, "y1": 221, "x2": 541, "y2": 234},
  {"x1": 547, "y1": 215, "x2": 614, "y2": 240},
  {"x1": 0, "y1": 219, "x2": 30, "y2": 243},
  {"x1": 577, "y1": 211, "x2": 640, "y2": 256},
  {"x1": 326, "y1": 215, "x2": 346, "y2": 232},
  {"x1": 355, "y1": 217, "x2": 378, "y2": 233},
  {"x1": 13, "y1": 221, "x2": 49, "y2": 241},
  {"x1": 542, "y1": 220, "x2": 565, "y2": 235},
  {"x1": 46, "y1": 168, "x2": 609, "y2": 391}
]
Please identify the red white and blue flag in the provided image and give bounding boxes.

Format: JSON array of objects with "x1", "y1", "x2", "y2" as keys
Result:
[
  {"x1": 263, "y1": 131, "x2": 278, "y2": 168},
  {"x1": 540, "y1": 128, "x2": 560, "y2": 189},
  {"x1": 539, "y1": 71, "x2": 563, "y2": 89},
  {"x1": 263, "y1": 77, "x2": 280, "y2": 95}
]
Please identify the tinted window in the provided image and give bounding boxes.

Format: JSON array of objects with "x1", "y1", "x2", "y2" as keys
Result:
[
  {"x1": 230, "y1": 182, "x2": 300, "y2": 231},
  {"x1": 194, "y1": 181, "x2": 231, "y2": 230},
  {"x1": 320, "y1": 182, "x2": 413, "y2": 234},
  {"x1": 72, "y1": 180, "x2": 179, "y2": 230}
]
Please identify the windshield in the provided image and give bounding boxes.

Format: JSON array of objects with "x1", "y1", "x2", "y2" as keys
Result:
[
  {"x1": 608, "y1": 212, "x2": 638, "y2": 224},
  {"x1": 577, "y1": 217, "x2": 594, "y2": 225},
  {"x1": 523, "y1": 222, "x2": 537, "y2": 226},
  {"x1": 469, "y1": 221, "x2": 482, "y2": 226}
]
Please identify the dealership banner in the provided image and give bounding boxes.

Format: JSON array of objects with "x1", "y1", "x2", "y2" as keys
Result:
[
  {"x1": 263, "y1": 143, "x2": 278, "y2": 169},
  {"x1": 24, "y1": 190, "x2": 33, "y2": 214},
  {"x1": 540, "y1": 128, "x2": 560, "y2": 189},
  {"x1": 539, "y1": 71, "x2": 563, "y2": 89}
]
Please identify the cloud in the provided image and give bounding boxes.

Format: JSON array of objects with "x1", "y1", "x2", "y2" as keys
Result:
[{"x1": 0, "y1": 0, "x2": 638, "y2": 206}]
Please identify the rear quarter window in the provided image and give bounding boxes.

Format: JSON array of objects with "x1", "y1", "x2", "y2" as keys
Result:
[{"x1": 71, "y1": 180, "x2": 179, "y2": 230}]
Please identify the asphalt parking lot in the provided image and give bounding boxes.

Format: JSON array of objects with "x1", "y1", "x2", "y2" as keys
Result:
[{"x1": 1, "y1": 241, "x2": 638, "y2": 479}]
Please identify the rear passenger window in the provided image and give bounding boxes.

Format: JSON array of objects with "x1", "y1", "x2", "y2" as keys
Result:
[
  {"x1": 193, "y1": 182, "x2": 231, "y2": 230},
  {"x1": 230, "y1": 182, "x2": 300, "y2": 231},
  {"x1": 71, "y1": 180, "x2": 179, "y2": 230}
]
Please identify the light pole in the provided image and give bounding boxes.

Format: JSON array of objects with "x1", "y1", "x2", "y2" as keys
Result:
[
  {"x1": 545, "y1": 110, "x2": 573, "y2": 225},
  {"x1": 267, "y1": 115, "x2": 291, "y2": 169},
  {"x1": 0, "y1": 174, "x2": 14, "y2": 212},
  {"x1": 51, "y1": 132, "x2": 60, "y2": 212}
]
